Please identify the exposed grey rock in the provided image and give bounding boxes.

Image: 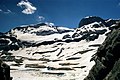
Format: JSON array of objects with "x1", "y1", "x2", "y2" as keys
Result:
[
  {"x1": 0, "y1": 59, "x2": 12, "y2": 80},
  {"x1": 0, "y1": 35, "x2": 20, "y2": 51},
  {"x1": 79, "y1": 16, "x2": 106, "y2": 27},
  {"x1": 79, "y1": 16, "x2": 119, "y2": 28},
  {"x1": 62, "y1": 34, "x2": 71, "y2": 39},
  {"x1": 104, "y1": 58, "x2": 120, "y2": 80},
  {"x1": 84, "y1": 23, "x2": 120, "y2": 80}
]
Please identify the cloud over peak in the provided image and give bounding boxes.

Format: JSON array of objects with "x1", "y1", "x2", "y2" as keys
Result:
[{"x1": 17, "y1": 0, "x2": 37, "y2": 14}]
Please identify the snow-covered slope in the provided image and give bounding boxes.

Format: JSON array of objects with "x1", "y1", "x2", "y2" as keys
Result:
[
  {"x1": 0, "y1": 17, "x2": 119, "y2": 80},
  {"x1": 7, "y1": 23, "x2": 74, "y2": 42}
]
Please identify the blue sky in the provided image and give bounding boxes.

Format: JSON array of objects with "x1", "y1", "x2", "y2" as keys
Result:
[{"x1": 0, "y1": 0, "x2": 120, "y2": 32}]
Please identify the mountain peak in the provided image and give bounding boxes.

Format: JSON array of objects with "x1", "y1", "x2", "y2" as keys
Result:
[
  {"x1": 79, "y1": 16, "x2": 120, "y2": 28},
  {"x1": 79, "y1": 16, "x2": 106, "y2": 27}
]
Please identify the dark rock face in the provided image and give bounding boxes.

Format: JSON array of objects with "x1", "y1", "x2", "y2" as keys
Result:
[
  {"x1": 0, "y1": 32, "x2": 5, "y2": 36},
  {"x1": 79, "y1": 16, "x2": 119, "y2": 28},
  {"x1": 62, "y1": 34, "x2": 71, "y2": 39},
  {"x1": 0, "y1": 35, "x2": 21, "y2": 51},
  {"x1": 79, "y1": 16, "x2": 106, "y2": 27},
  {"x1": 34, "y1": 30, "x2": 57, "y2": 36},
  {"x1": 75, "y1": 29, "x2": 107, "y2": 42},
  {"x1": 0, "y1": 59, "x2": 12, "y2": 80},
  {"x1": 106, "y1": 19, "x2": 119, "y2": 27},
  {"x1": 84, "y1": 24, "x2": 120, "y2": 80},
  {"x1": 72, "y1": 33, "x2": 80, "y2": 38},
  {"x1": 104, "y1": 58, "x2": 120, "y2": 80}
]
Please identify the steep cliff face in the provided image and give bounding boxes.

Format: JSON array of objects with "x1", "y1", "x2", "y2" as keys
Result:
[{"x1": 84, "y1": 23, "x2": 120, "y2": 80}]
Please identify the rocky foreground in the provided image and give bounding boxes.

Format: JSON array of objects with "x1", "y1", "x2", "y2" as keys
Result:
[
  {"x1": 0, "y1": 59, "x2": 12, "y2": 80},
  {"x1": 84, "y1": 22, "x2": 120, "y2": 80}
]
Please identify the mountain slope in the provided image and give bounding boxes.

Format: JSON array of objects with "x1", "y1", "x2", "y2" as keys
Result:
[{"x1": 0, "y1": 16, "x2": 119, "y2": 80}]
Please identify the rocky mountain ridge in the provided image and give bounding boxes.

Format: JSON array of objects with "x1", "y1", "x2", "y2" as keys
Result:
[
  {"x1": 79, "y1": 16, "x2": 119, "y2": 27},
  {"x1": 0, "y1": 16, "x2": 119, "y2": 80}
]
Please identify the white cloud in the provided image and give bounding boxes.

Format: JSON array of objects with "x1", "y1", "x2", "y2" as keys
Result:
[
  {"x1": 38, "y1": 16, "x2": 45, "y2": 21},
  {"x1": 0, "y1": 9, "x2": 12, "y2": 14},
  {"x1": 117, "y1": 2, "x2": 120, "y2": 6},
  {"x1": 4, "y1": 9, "x2": 12, "y2": 14},
  {"x1": 17, "y1": 0, "x2": 37, "y2": 14},
  {"x1": 0, "y1": 9, "x2": 2, "y2": 12}
]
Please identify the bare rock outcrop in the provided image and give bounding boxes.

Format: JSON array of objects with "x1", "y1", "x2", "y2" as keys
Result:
[{"x1": 84, "y1": 23, "x2": 120, "y2": 80}]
